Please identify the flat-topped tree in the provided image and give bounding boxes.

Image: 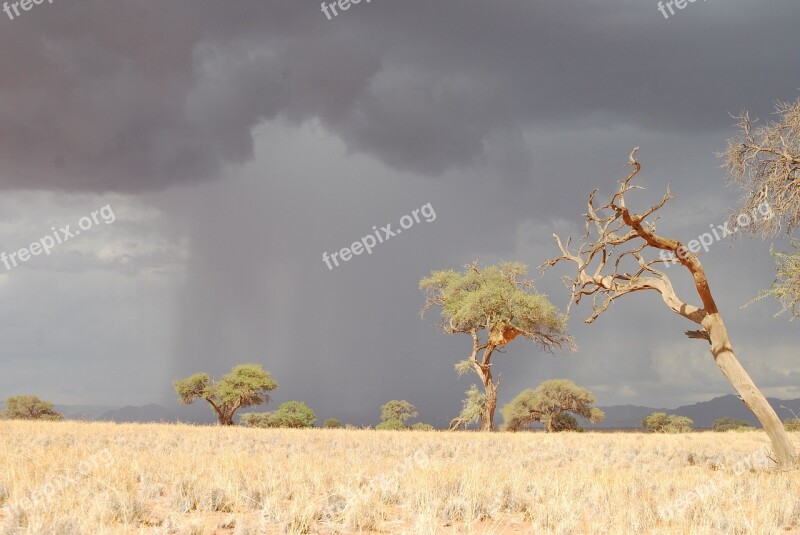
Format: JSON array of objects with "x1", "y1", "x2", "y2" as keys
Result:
[
  {"x1": 2, "y1": 395, "x2": 63, "y2": 421},
  {"x1": 174, "y1": 364, "x2": 278, "y2": 426},
  {"x1": 542, "y1": 148, "x2": 796, "y2": 469},
  {"x1": 501, "y1": 379, "x2": 604, "y2": 432},
  {"x1": 420, "y1": 261, "x2": 575, "y2": 431}
]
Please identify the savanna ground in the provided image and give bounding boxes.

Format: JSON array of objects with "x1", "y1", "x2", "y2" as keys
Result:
[{"x1": 0, "y1": 421, "x2": 798, "y2": 534}]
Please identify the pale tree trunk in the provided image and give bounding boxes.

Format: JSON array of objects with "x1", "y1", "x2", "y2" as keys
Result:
[
  {"x1": 481, "y1": 376, "x2": 497, "y2": 431},
  {"x1": 703, "y1": 313, "x2": 796, "y2": 468},
  {"x1": 469, "y1": 332, "x2": 499, "y2": 431}
]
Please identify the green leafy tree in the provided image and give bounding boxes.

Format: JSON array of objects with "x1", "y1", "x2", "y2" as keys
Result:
[
  {"x1": 324, "y1": 418, "x2": 342, "y2": 429},
  {"x1": 380, "y1": 400, "x2": 418, "y2": 424},
  {"x1": 642, "y1": 412, "x2": 693, "y2": 433},
  {"x1": 420, "y1": 262, "x2": 575, "y2": 431},
  {"x1": 2, "y1": 395, "x2": 63, "y2": 421},
  {"x1": 501, "y1": 379, "x2": 604, "y2": 432},
  {"x1": 241, "y1": 401, "x2": 316, "y2": 428},
  {"x1": 449, "y1": 384, "x2": 486, "y2": 430},
  {"x1": 712, "y1": 417, "x2": 752, "y2": 432},
  {"x1": 174, "y1": 364, "x2": 278, "y2": 426}
]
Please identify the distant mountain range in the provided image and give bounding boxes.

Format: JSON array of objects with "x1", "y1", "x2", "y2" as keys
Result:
[
  {"x1": 5, "y1": 394, "x2": 798, "y2": 428},
  {"x1": 586, "y1": 395, "x2": 800, "y2": 429}
]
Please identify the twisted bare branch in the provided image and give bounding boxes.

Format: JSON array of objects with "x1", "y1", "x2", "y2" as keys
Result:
[{"x1": 540, "y1": 149, "x2": 709, "y2": 330}]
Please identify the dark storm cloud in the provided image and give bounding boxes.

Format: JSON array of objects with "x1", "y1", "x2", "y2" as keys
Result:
[
  {"x1": 2, "y1": 0, "x2": 799, "y2": 191},
  {"x1": 2, "y1": 0, "x2": 799, "y2": 424}
]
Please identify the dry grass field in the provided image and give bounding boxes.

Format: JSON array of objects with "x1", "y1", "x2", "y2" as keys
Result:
[{"x1": 0, "y1": 421, "x2": 798, "y2": 535}]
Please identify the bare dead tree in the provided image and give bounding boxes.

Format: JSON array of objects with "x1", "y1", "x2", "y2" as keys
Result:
[{"x1": 542, "y1": 148, "x2": 797, "y2": 469}]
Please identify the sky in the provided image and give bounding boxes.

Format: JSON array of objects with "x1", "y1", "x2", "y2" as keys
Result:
[{"x1": 0, "y1": 0, "x2": 798, "y2": 427}]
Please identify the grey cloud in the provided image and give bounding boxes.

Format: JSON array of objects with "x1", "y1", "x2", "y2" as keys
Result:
[{"x1": 2, "y1": 1, "x2": 800, "y2": 191}]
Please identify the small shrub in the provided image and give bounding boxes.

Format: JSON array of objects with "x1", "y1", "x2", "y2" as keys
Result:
[
  {"x1": 240, "y1": 401, "x2": 316, "y2": 428},
  {"x1": 375, "y1": 419, "x2": 406, "y2": 431},
  {"x1": 785, "y1": 418, "x2": 800, "y2": 431},
  {"x1": 712, "y1": 417, "x2": 752, "y2": 432},
  {"x1": 410, "y1": 422, "x2": 435, "y2": 431},
  {"x1": 642, "y1": 412, "x2": 693, "y2": 433},
  {"x1": 323, "y1": 418, "x2": 342, "y2": 429}
]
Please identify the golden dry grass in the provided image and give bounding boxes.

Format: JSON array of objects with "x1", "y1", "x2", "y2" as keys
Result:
[{"x1": 0, "y1": 420, "x2": 798, "y2": 534}]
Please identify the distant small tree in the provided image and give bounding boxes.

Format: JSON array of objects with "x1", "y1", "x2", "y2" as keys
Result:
[
  {"x1": 643, "y1": 412, "x2": 693, "y2": 433},
  {"x1": 712, "y1": 417, "x2": 752, "y2": 432},
  {"x1": 174, "y1": 364, "x2": 278, "y2": 426},
  {"x1": 324, "y1": 418, "x2": 342, "y2": 429},
  {"x1": 375, "y1": 419, "x2": 406, "y2": 431},
  {"x1": 785, "y1": 419, "x2": 800, "y2": 432},
  {"x1": 449, "y1": 385, "x2": 486, "y2": 430},
  {"x1": 239, "y1": 413, "x2": 270, "y2": 428},
  {"x1": 501, "y1": 380, "x2": 604, "y2": 432},
  {"x1": 410, "y1": 422, "x2": 435, "y2": 431},
  {"x1": 241, "y1": 401, "x2": 316, "y2": 428},
  {"x1": 2, "y1": 395, "x2": 63, "y2": 421},
  {"x1": 380, "y1": 400, "x2": 418, "y2": 424}
]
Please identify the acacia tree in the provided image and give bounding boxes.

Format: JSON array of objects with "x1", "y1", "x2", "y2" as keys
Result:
[
  {"x1": 380, "y1": 400, "x2": 418, "y2": 424},
  {"x1": 174, "y1": 364, "x2": 278, "y2": 426},
  {"x1": 642, "y1": 412, "x2": 693, "y2": 433},
  {"x1": 420, "y1": 262, "x2": 574, "y2": 431},
  {"x1": 501, "y1": 379, "x2": 604, "y2": 432},
  {"x1": 2, "y1": 395, "x2": 63, "y2": 421},
  {"x1": 722, "y1": 98, "x2": 800, "y2": 317},
  {"x1": 542, "y1": 148, "x2": 797, "y2": 468}
]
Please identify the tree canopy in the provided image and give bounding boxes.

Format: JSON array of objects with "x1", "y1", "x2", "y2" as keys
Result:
[{"x1": 420, "y1": 262, "x2": 571, "y2": 349}]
